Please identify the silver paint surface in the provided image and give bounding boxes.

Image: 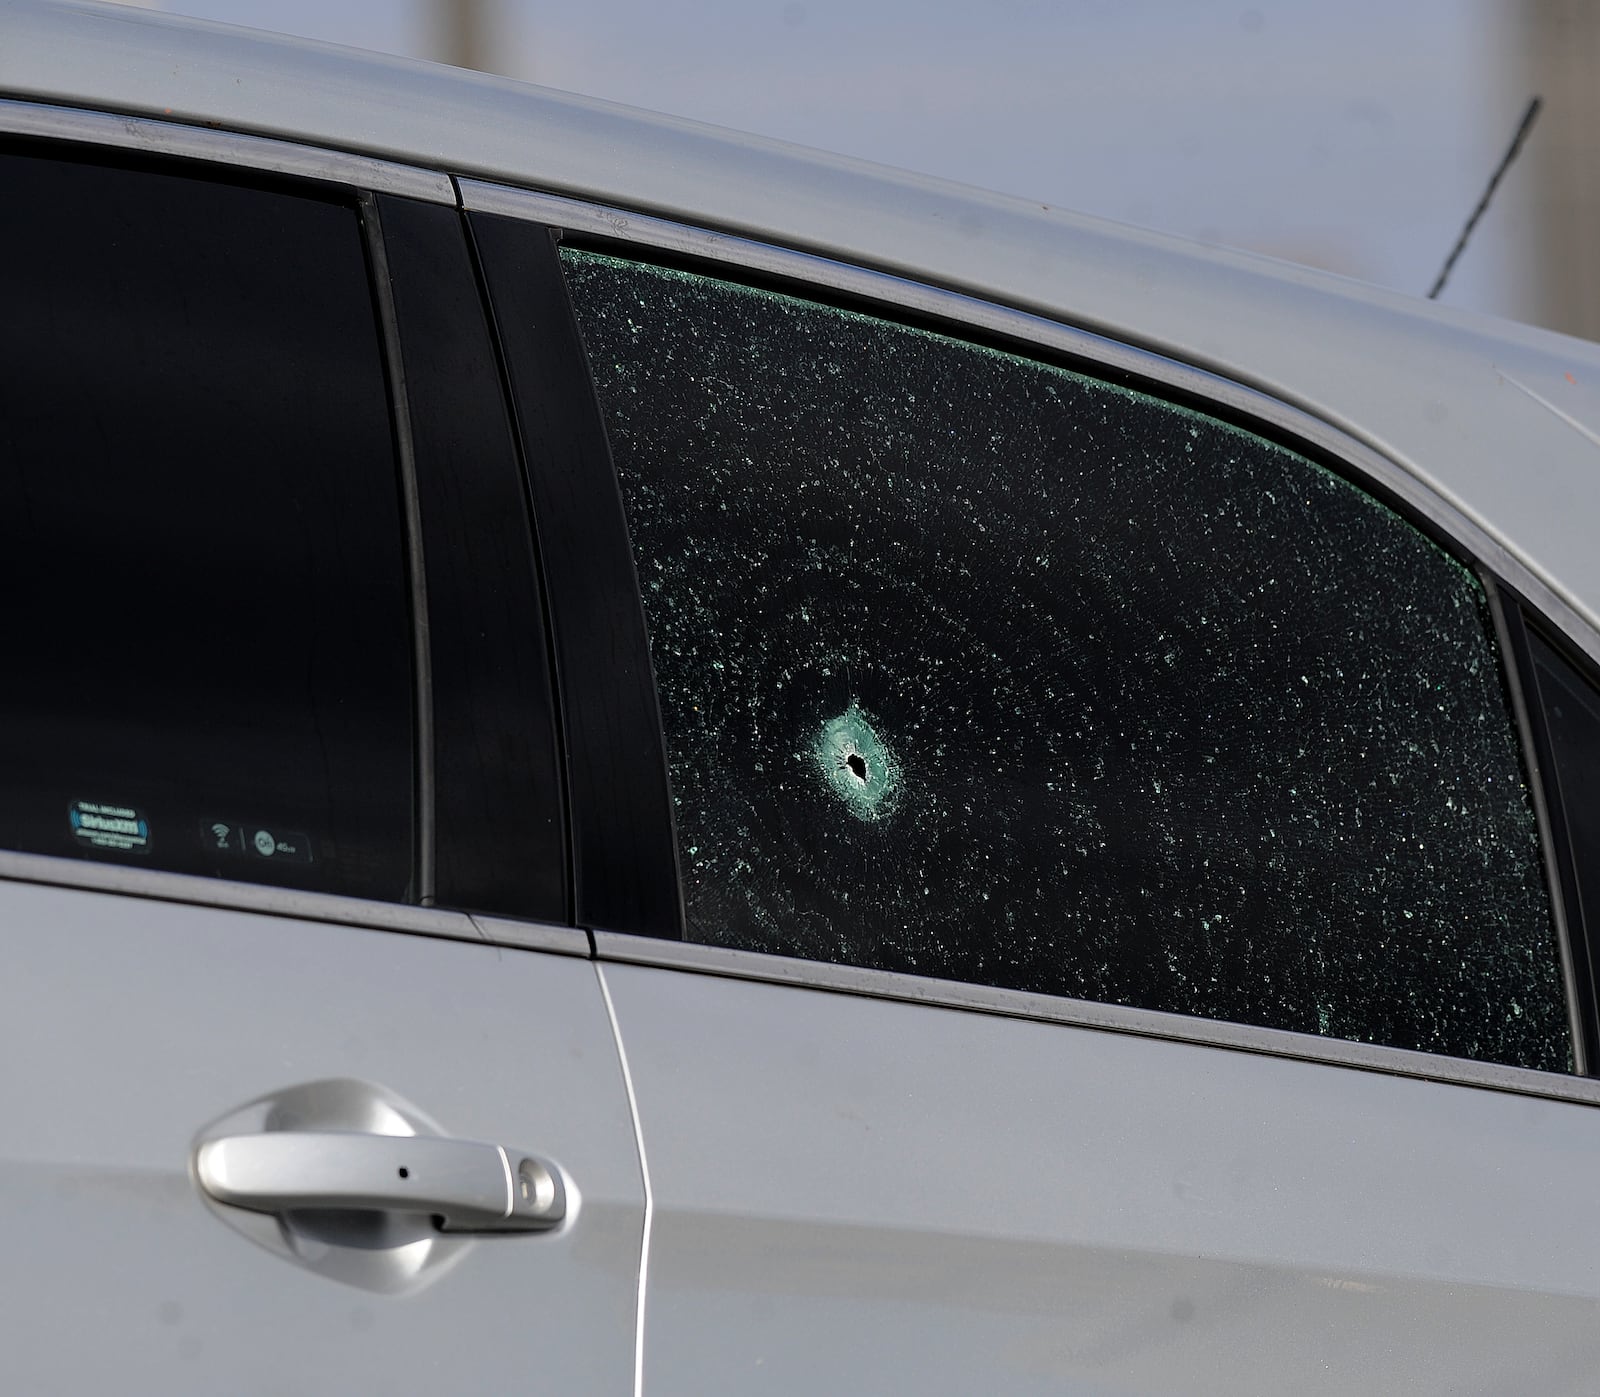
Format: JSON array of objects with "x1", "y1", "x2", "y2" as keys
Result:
[{"x1": 0, "y1": 881, "x2": 642, "y2": 1391}]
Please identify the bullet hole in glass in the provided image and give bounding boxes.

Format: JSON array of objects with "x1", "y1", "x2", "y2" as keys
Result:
[{"x1": 813, "y1": 705, "x2": 899, "y2": 821}]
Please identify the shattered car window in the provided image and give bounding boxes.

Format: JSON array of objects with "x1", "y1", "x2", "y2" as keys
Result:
[{"x1": 562, "y1": 248, "x2": 1568, "y2": 1072}]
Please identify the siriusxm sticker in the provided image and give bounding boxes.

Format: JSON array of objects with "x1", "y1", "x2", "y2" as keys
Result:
[{"x1": 70, "y1": 800, "x2": 151, "y2": 854}]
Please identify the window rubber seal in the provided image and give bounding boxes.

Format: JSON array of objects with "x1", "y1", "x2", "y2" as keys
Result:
[{"x1": 360, "y1": 190, "x2": 437, "y2": 907}]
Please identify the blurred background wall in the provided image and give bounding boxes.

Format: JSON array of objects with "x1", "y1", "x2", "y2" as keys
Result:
[
  {"x1": 108, "y1": 0, "x2": 1600, "y2": 341},
  {"x1": 1521, "y1": 1, "x2": 1600, "y2": 339}
]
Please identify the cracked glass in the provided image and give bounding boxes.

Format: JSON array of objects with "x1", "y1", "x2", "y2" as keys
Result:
[{"x1": 563, "y1": 248, "x2": 1568, "y2": 1072}]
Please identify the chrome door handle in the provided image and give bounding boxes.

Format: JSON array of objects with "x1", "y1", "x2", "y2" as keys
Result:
[{"x1": 195, "y1": 1130, "x2": 565, "y2": 1232}]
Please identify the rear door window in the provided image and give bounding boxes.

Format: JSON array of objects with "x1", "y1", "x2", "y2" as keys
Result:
[
  {"x1": 561, "y1": 247, "x2": 1568, "y2": 1071},
  {"x1": 0, "y1": 150, "x2": 414, "y2": 901}
]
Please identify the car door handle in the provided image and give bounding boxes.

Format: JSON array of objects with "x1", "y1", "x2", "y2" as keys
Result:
[{"x1": 195, "y1": 1130, "x2": 565, "y2": 1232}]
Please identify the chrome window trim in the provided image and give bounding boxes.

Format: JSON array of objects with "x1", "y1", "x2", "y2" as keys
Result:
[
  {"x1": 593, "y1": 932, "x2": 1600, "y2": 1109},
  {"x1": 6, "y1": 825, "x2": 1586, "y2": 1103},
  {"x1": 459, "y1": 176, "x2": 1600, "y2": 672},
  {"x1": 0, "y1": 851, "x2": 589, "y2": 958},
  {"x1": 0, "y1": 98, "x2": 454, "y2": 204}
]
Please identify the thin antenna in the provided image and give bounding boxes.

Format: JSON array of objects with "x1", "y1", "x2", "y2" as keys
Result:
[{"x1": 1428, "y1": 96, "x2": 1542, "y2": 300}]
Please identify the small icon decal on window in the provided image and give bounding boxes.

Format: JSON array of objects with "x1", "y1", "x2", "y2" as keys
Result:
[
  {"x1": 250, "y1": 827, "x2": 311, "y2": 862},
  {"x1": 202, "y1": 819, "x2": 243, "y2": 853},
  {"x1": 200, "y1": 818, "x2": 312, "y2": 864},
  {"x1": 69, "y1": 800, "x2": 150, "y2": 853}
]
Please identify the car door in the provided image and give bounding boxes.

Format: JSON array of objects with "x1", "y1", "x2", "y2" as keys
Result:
[
  {"x1": 470, "y1": 182, "x2": 1600, "y2": 1395},
  {"x1": 0, "y1": 126, "x2": 642, "y2": 1394}
]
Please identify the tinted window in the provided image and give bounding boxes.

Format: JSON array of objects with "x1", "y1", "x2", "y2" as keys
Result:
[
  {"x1": 0, "y1": 151, "x2": 413, "y2": 900},
  {"x1": 563, "y1": 248, "x2": 1568, "y2": 1071},
  {"x1": 1529, "y1": 628, "x2": 1600, "y2": 1018}
]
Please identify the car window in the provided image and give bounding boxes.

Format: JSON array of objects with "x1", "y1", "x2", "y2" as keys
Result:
[
  {"x1": 1527, "y1": 627, "x2": 1600, "y2": 1018},
  {"x1": 561, "y1": 247, "x2": 1569, "y2": 1072},
  {"x1": 0, "y1": 150, "x2": 414, "y2": 901}
]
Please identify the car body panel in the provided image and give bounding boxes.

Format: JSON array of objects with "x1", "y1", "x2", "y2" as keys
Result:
[
  {"x1": 0, "y1": 878, "x2": 643, "y2": 1393},
  {"x1": 603, "y1": 960, "x2": 1600, "y2": 1395}
]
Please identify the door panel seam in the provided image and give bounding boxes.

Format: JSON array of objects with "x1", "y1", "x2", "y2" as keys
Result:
[{"x1": 597, "y1": 962, "x2": 652, "y2": 1397}]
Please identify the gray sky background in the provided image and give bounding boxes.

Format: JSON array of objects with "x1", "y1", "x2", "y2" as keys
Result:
[{"x1": 123, "y1": 1, "x2": 1539, "y2": 324}]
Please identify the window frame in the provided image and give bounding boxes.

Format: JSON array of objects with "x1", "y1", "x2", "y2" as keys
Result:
[
  {"x1": 1496, "y1": 589, "x2": 1600, "y2": 1069},
  {"x1": 0, "y1": 102, "x2": 575, "y2": 948},
  {"x1": 371, "y1": 191, "x2": 571, "y2": 924},
  {"x1": 0, "y1": 142, "x2": 423, "y2": 902},
  {"x1": 464, "y1": 212, "x2": 681, "y2": 939},
  {"x1": 462, "y1": 176, "x2": 1600, "y2": 1085}
]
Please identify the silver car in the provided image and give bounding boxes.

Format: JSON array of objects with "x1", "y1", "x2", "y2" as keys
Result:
[{"x1": 5, "y1": 2, "x2": 1600, "y2": 1392}]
